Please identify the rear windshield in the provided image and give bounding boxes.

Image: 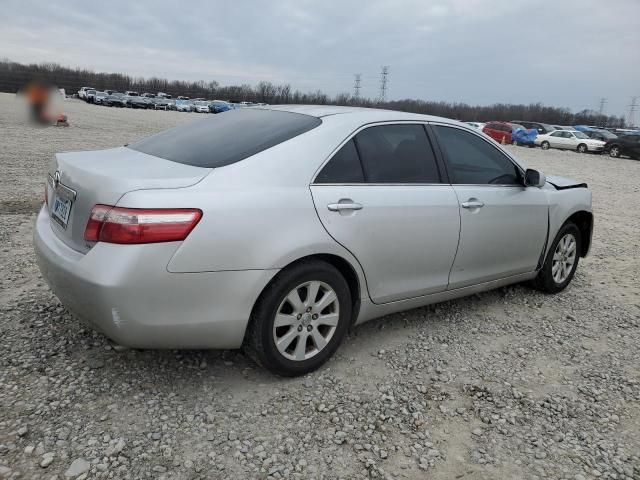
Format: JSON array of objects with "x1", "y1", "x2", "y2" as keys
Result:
[{"x1": 128, "y1": 108, "x2": 322, "y2": 168}]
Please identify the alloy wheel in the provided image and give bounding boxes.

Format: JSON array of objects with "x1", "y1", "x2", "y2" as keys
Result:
[
  {"x1": 610, "y1": 146, "x2": 620, "y2": 158},
  {"x1": 272, "y1": 281, "x2": 340, "y2": 361},
  {"x1": 552, "y1": 233, "x2": 577, "y2": 284}
]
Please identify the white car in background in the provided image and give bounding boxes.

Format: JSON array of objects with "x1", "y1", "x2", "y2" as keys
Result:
[
  {"x1": 77, "y1": 87, "x2": 94, "y2": 99},
  {"x1": 465, "y1": 122, "x2": 485, "y2": 130},
  {"x1": 535, "y1": 130, "x2": 605, "y2": 153},
  {"x1": 193, "y1": 101, "x2": 210, "y2": 113}
]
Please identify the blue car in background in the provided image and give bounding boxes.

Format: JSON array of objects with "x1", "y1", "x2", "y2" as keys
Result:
[
  {"x1": 209, "y1": 100, "x2": 232, "y2": 114},
  {"x1": 511, "y1": 123, "x2": 538, "y2": 147}
]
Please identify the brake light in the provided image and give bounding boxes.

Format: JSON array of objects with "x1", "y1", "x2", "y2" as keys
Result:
[{"x1": 84, "y1": 205, "x2": 202, "y2": 244}]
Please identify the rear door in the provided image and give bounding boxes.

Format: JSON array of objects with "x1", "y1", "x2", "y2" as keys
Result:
[
  {"x1": 431, "y1": 124, "x2": 548, "y2": 289},
  {"x1": 548, "y1": 131, "x2": 566, "y2": 148},
  {"x1": 310, "y1": 123, "x2": 460, "y2": 304},
  {"x1": 627, "y1": 136, "x2": 640, "y2": 157}
]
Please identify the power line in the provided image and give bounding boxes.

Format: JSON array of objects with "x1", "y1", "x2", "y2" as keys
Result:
[
  {"x1": 379, "y1": 66, "x2": 389, "y2": 102},
  {"x1": 628, "y1": 96, "x2": 638, "y2": 128},
  {"x1": 353, "y1": 73, "x2": 362, "y2": 99}
]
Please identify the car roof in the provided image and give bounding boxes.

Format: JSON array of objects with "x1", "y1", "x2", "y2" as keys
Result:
[{"x1": 257, "y1": 104, "x2": 457, "y2": 124}]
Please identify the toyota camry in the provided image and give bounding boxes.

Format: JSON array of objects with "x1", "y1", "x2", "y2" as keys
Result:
[{"x1": 34, "y1": 106, "x2": 593, "y2": 376}]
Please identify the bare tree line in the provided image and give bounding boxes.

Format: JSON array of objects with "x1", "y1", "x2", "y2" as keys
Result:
[{"x1": 0, "y1": 59, "x2": 627, "y2": 127}]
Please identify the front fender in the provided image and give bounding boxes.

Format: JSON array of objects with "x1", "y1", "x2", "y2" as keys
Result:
[{"x1": 545, "y1": 187, "x2": 592, "y2": 258}]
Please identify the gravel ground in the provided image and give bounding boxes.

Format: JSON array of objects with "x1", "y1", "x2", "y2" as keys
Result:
[{"x1": 0, "y1": 93, "x2": 639, "y2": 480}]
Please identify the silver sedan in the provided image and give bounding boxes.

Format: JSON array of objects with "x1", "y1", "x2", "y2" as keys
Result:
[{"x1": 34, "y1": 106, "x2": 593, "y2": 376}]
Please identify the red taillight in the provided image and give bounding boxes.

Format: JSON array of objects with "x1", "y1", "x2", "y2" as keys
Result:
[{"x1": 84, "y1": 205, "x2": 202, "y2": 244}]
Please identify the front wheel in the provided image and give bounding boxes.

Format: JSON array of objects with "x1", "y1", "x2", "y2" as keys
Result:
[
  {"x1": 541, "y1": 141, "x2": 550, "y2": 150},
  {"x1": 532, "y1": 223, "x2": 581, "y2": 294},
  {"x1": 244, "y1": 260, "x2": 352, "y2": 376},
  {"x1": 577, "y1": 143, "x2": 588, "y2": 153},
  {"x1": 609, "y1": 146, "x2": 621, "y2": 158}
]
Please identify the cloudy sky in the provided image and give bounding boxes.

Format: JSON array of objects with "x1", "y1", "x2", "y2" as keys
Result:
[{"x1": 1, "y1": 0, "x2": 638, "y2": 116}]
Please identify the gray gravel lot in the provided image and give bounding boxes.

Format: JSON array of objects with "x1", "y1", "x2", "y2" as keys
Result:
[{"x1": 0, "y1": 93, "x2": 639, "y2": 479}]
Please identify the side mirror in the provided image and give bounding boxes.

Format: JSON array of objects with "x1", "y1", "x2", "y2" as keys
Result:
[{"x1": 524, "y1": 169, "x2": 546, "y2": 188}]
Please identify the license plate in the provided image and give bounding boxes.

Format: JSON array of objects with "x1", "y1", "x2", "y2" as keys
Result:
[{"x1": 52, "y1": 194, "x2": 72, "y2": 228}]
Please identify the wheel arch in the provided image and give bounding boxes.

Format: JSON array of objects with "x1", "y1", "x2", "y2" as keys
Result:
[
  {"x1": 249, "y1": 253, "x2": 363, "y2": 330},
  {"x1": 565, "y1": 210, "x2": 593, "y2": 257}
]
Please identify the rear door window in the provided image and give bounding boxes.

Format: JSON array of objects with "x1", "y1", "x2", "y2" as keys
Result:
[
  {"x1": 315, "y1": 140, "x2": 364, "y2": 183},
  {"x1": 354, "y1": 124, "x2": 441, "y2": 183},
  {"x1": 129, "y1": 109, "x2": 322, "y2": 168},
  {"x1": 315, "y1": 124, "x2": 441, "y2": 184}
]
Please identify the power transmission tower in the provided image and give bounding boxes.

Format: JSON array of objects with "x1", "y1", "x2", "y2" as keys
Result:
[
  {"x1": 598, "y1": 97, "x2": 607, "y2": 116},
  {"x1": 379, "y1": 66, "x2": 389, "y2": 102},
  {"x1": 353, "y1": 74, "x2": 362, "y2": 100},
  {"x1": 628, "y1": 96, "x2": 638, "y2": 128}
]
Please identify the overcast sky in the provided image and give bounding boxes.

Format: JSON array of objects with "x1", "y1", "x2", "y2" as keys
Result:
[{"x1": 1, "y1": 0, "x2": 638, "y2": 116}]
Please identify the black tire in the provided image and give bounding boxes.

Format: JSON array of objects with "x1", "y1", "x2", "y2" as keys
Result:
[
  {"x1": 541, "y1": 141, "x2": 550, "y2": 150},
  {"x1": 244, "y1": 260, "x2": 352, "y2": 376},
  {"x1": 532, "y1": 222, "x2": 581, "y2": 294},
  {"x1": 577, "y1": 143, "x2": 588, "y2": 154},
  {"x1": 609, "y1": 145, "x2": 621, "y2": 158}
]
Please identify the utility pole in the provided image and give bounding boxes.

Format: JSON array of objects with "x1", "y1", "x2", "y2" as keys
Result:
[
  {"x1": 353, "y1": 74, "x2": 362, "y2": 100},
  {"x1": 597, "y1": 97, "x2": 607, "y2": 117},
  {"x1": 379, "y1": 66, "x2": 389, "y2": 103},
  {"x1": 628, "y1": 96, "x2": 638, "y2": 128}
]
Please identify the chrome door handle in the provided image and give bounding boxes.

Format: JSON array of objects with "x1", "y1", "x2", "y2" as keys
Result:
[
  {"x1": 327, "y1": 202, "x2": 363, "y2": 212},
  {"x1": 461, "y1": 200, "x2": 484, "y2": 209}
]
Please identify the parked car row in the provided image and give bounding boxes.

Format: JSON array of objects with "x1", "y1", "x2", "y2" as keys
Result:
[
  {"x1": 464, "y1": 119, "x2": 639, "y2": 159},
  {"x1": 76, "y1": 86, "x2": 266, "y2": 114}
]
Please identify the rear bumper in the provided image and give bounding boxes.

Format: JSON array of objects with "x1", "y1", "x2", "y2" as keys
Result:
[{"x1": 33, "y1": 206, "x2": 278, "y2": 349}]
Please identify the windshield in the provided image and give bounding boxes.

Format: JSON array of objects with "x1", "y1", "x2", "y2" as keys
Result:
[
  {"x1": 195, "y1": 101, "x2": 208, "y2": 106},
  {"x1": 511, "y1": 124, "x2": 525, "y2": 130},
  {"x1": 573, "y1": 131, "x2": 589, "y2": 139},
  {"x1": 97, "y1": 92, "x2": 107, "y2": 97}
]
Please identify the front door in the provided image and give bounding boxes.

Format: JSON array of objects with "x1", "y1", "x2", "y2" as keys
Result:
[
  {"x1": 311, "y1": 124, "x2": 460, "y2": 304},
  {"x1": 431, "y1": 124, "x2": 549, "y2": 289}
]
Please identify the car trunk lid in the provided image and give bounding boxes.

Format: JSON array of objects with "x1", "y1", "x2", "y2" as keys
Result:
[{"x1": 46, "y1": 146, "x2": 211, "y2": 253}]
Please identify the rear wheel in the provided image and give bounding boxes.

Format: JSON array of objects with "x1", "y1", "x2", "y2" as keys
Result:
[
  {"x1": 609, "y1": 145, "x2": 621, "y2": 158},
  {"x1": 541, "y1": 141, "x2": 550, "y2": 150},
  {"x1": 532, "y1": 223, "x2": 581, "y2": 293},
  {"x1": 244, "y1": 260, "x2": 352, "y2": 376},
  {"x1": 577, "y1": 143, "x2": 588, "y2": 153}
]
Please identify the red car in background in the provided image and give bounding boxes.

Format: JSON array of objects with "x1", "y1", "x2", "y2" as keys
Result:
[{"x1": 482, "y1": 121, "x2": 525, "y2": 144}]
